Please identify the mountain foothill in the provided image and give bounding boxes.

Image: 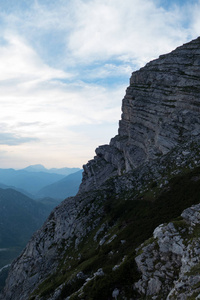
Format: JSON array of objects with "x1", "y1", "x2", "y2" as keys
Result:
[{"x1": 0, "y1": 165, "x2": 82, "y2": 291}]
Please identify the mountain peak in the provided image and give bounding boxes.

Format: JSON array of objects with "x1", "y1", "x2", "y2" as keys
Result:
[
  {"x1": 79, "y1": 36, "x2": 200, "y2": 193},
  {"x1": 23, "y1": 164, "x2": 46, "y2": 172}
]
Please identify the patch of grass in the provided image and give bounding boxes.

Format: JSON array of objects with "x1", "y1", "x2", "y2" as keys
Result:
[
  {"x1": 81, "y1": 255, "x2": 139, "y2": 300},
  {"x1": 57, "y1": 277, "x2": 86, "y2": 300},
  {"x1": 186, "y1": 263, "x2": 200, "y2": 277},
  {"x1": 191, "y1": 224, "x2": 200, "y2": 239},
  {"x1": 32, "y1": 165, "x2": 200, "y2": 299}
]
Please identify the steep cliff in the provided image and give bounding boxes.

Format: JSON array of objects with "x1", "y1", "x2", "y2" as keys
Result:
[
  {"x1": 2, "y1": 37, "x2": 200, "y2": 300},
  {"x1": 80, "y1": 37, "x2": 200, "y2": 193}
]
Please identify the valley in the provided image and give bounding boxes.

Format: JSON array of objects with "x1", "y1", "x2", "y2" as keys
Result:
[{"x1": 0, "y1": 166, "x2": 82, "y2": 292}]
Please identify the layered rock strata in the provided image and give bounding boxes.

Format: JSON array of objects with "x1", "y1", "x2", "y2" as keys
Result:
[
  {"x1": 80, "y1": 37, "x2": 200, "y2": 193},
  {"x1": 2, "y1": 138, "x2": 200, "y2": 300}
]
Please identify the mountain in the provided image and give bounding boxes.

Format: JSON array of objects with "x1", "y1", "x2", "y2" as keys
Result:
[
  {"x1": 21, "y1": 164, "x2": 47, "y2": 172},
  {"x1": 36, "y1": 170, "x2": 83, "y2": 200},
  {"x1": 0, "y1": 182, "x2": 34, "y2": 198},
  {"x1": 0, "y1": 188, "x2": 59, "y2": 292},
  {"x1": 0, "y1": 169, "x2": 65, "y2": 195},
  {"x1": 2, "y1": 37, "x2": 200, "y2": 300},
  {"x1": 0, "y1": 188, "x2": 53, "y2": 249},
  {"x1": 0, "y1": 188, "x2": 59, "y2": 249},
  {"x1": 22, "y1": 164, "x2": 81, "y2": 176},
  {"x1": 0, "y1": 166, "x2": 82, "y2": 198}
]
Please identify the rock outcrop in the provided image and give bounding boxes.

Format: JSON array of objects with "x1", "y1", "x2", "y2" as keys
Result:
[
  {"x1": 134, "y1": 203, "x2": 200, "y2": 299},
  {"x1": 2, "y1": 37, "x2": 200, "y2": 300},
  {"x1": 1, "y1": 191, "x2": 105, "y2": 300},
  {"x1": 80, "y1": 37, "x2": 200, "y2": 193}
]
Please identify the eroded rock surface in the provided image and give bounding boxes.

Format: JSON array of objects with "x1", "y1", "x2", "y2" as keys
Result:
[
  {"x1": 80, "y1": 37, "x2": 200, "y2": 193},
  {"x1": 134, "y1": 204, "x2": 200, "y2": 299},
  {"x1": 2, "y1": 191, "x2": 104, "y2": 300}
]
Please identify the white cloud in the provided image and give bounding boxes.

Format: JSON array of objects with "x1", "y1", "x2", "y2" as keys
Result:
[
  {"x1": 189, "y1": 1, "x2": 200, "y2": 37},
  {"x1": 0, "y1": 132, "x2": 38, "y2": 146},
  {"x1": 0, "y1": 32, "x2": 124, "y2": 167},
  {"x1": 0, "y1": 0, "x2": 199, "y2": 168},
  {"x1": 0, "y1": 33, "x2": 70, "y2": 83},
  {"x1": 2, "y1": 0, "x2": 196, "y2": 68},
  {"x1": 81, "y1": 63, "x2": 133, "y2": 80},
  {"x1": 66, "y1": 0, "x2": 193, "y2": 67}
]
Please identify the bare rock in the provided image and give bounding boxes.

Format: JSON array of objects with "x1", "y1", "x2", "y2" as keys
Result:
[
  {"x1": 134, "y1": 203, "x2": 200, "y2": 299},
  {"x1": 80, "y1": 37, "x2": 200, "y2": 193}
]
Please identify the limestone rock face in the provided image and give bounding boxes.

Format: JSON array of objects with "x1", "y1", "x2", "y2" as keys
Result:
[
  {"x1": 80, "y1": 37, "x2": 200, "y2": 193},
  {"x1": 134, "y1": 204, "x2": 200, "y2": 299},
  {"x1": 2, "y1": 191, "x2": 104, "y2": 300}
]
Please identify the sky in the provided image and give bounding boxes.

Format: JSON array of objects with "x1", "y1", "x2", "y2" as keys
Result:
[{"x1": 0, "y1": 0, "x2": 200, "y2": 169}]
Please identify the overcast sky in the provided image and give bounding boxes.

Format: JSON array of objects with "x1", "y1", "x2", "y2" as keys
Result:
[{"x1": 0, "y1": 0, "x2": 199, "y2": 169}]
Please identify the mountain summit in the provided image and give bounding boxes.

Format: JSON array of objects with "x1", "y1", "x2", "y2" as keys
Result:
[
  {"x1": 80, "y1": 36, "x2": 200, "y2": 193},
  {"x1": 2, "y1": 37, "x2": 200, "y2": 300}
]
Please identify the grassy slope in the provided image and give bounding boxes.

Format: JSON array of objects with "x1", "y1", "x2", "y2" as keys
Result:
[{"x1": 30, "y1": 166, "x2": 200, "y2": 300}]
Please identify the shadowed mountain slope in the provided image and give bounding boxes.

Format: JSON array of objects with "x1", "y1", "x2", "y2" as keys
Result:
[
  {"x1": 36, "y1": 170, "x2": 83, "y2": 200},
  {"x1": 2, "y1": 37, "x2": 200, "y2": 300},
  {"x1": 0, "y1": 169, "x2": 65, "y2": 195}
]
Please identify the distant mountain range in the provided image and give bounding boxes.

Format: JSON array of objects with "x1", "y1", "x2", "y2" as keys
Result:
[
  {"x1": 21, "y1": 164, "x2": 81, "y2": 176},
  {"x1": 36, "y1": 170, "x2": 83, "y2": 199},
  {"x1": 0, "y1": 188, "x2": 58, "y2": 249},
  {"x1": 0, "y1": 182, "x2": 33, "y2": 198},
  {"x1": 0, "y1": 165, "x2": 82, "y2": 198},
  {"x1": 0, "y1": 165, "x2": 82, "y2": 291},
  {"x1": 0, "y1": 187, "x2": 60, "y2": 291},
  {"x1": 0, "y1": 169, "x2": 64, "y2": 195}
]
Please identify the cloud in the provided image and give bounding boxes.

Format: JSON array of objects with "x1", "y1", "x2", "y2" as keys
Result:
[
  {"x1": 0, "y1": 132, "x2": 38, "y2": 146},
  {"x1": 0, "y1": 0, "x2": 199, "y2": 168},
  {"x1": 0, "y1": 33, "x2": 70, "y2": 84},
  {"x1": 189, "y1": 1, "x2": 200, "y2": 36},
  {"x1": 13, "y1": 0, "x2": 198, "y2": 85},
  {"x1": 16, "y1": 121, "x2": 45, "y2": 127},
  {"x1": 1, "y1": 0, "x2": 197, "y2": 69},
  {"x1": 65, "y1": 0, "x2": 194, "y2": 67},
  {"x1": 80, "y1": 63, "x2": 133, "y2": 81}
]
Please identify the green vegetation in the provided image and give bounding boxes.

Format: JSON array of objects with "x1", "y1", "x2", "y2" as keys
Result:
[{"x1": 30, "y1": 165, "x2": 200, "y2": 299}]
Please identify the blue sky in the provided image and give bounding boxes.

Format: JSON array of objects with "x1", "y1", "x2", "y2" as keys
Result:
[{"x1": 0, "y1": 0, "x2": 199, "y2": 169}]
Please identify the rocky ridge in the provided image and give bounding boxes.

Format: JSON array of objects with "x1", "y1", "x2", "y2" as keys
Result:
[
  {"x1": 80, "y1": 37, "x2": 200, "y2": 193},
  {"x1": 3, "y1": 139, "x2": 200, "y2": 300},
  {"x1": 1, "y1": 37, "x2": 200, "y2": 299},
  {"x1": 2, "y1": 190, "x2": 105, "y2": 300}
]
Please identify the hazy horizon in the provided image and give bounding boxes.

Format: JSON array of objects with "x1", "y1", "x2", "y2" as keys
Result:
[
  {"x1": 0, "y1": 0, "x2": 199, "y2": 169},
  {"x1": 0, "y1": 163, "x2": 82, "y2": 171}
]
